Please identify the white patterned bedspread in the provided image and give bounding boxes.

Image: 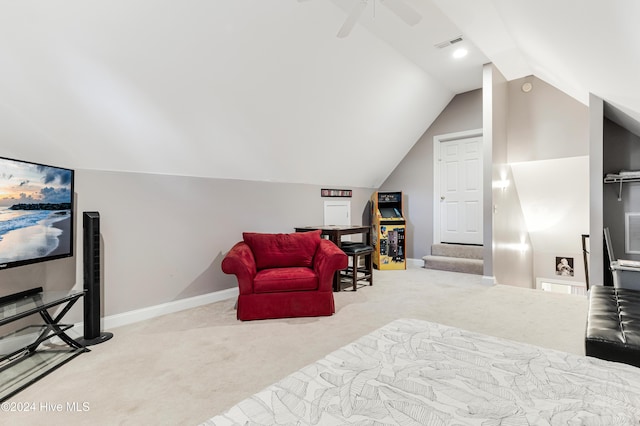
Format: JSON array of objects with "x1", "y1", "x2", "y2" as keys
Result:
[{"x1": 204, "y1": 318, "x2": 640, "y2": 425}]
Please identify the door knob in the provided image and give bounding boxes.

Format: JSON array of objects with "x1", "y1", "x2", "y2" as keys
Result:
[{"x1": 440, "y1": 196, "x2": 445, "y2": 201}]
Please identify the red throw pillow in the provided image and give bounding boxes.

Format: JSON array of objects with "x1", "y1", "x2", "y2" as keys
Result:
[{"x1": 243, "y1": 231, "x2": 321, "y2": 270}]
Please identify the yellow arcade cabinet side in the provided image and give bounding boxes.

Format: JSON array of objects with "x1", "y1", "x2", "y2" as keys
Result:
[{"x1": 370, "y1": 191, "x2": 406, "y2": 270}]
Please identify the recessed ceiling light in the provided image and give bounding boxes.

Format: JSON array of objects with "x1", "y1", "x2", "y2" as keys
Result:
[{"x1": 452, "y1": 48, "x2": 468, "y2": 59}]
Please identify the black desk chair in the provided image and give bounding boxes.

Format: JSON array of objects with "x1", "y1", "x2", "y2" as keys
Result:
[{"x1": 339, "y1": 242, "x2": 374, "y2": 291}]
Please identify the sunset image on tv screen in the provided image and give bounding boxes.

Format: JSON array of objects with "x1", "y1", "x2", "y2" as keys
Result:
[{"x1": 0, "y1": 157, "x2": 73, "y2": 267}]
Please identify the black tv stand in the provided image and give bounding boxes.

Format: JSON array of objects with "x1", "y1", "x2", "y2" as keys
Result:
[
  {"x1": 0, "y1": 287, "x2": 43, "y2": 306},
  {"x1": 0, "y1": 287, "x2": 88, "y2": 402}
]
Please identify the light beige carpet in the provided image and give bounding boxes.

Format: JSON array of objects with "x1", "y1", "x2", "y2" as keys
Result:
[{"x1": 7, "y1": 267, "x2": 588, "y2": 425}]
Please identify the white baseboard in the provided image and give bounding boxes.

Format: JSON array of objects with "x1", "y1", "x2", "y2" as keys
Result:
[
  {"x1": 482, "y1": 276, "x2": 496, "y2": 285},
  {"x1": 66, "y1": 287, "x2": 239, "y2": 338},
  {"x1": 407, "y1": 258, "x2": 424, "y2": 268},
  {"x1": 105, "y1": 287, "x2": 239, "y2": 330}
]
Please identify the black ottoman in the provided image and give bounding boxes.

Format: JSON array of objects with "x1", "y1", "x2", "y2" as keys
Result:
[{"x1": 586, "y1": 285, "x2": 640, "y2": 367}]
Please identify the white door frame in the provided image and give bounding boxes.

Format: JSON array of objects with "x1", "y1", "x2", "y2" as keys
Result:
[{"x1": 433, "y1": 128, "x2": 483, "y2": 244}]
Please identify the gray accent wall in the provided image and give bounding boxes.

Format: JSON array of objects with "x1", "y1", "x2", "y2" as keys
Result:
[
  {"x1": 379, "y1": 89, "x2": 483, "y2": 259},
  {"x1": 0, "y1": 169, "x2": 375, "y2": 322},
  {"x1": 589, "y1": 97, "x2": 640, "y2": 287},
  {"x1": 507, "y1": 78, "x2": 589, "y2": 162},
  {"x1": 602, "y1": 118, "x2": 640, "y2": 263}
]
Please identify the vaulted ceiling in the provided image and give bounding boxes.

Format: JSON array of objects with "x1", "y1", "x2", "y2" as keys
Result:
[{"x1": 0, "y1": 1, "x2": 638, "y2": 188}]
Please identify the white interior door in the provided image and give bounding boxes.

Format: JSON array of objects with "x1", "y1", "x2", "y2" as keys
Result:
[{"x1": 439, "y1": 136, "x2": 483, "y2": 244}]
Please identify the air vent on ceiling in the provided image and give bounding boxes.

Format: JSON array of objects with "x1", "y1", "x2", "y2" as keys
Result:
[{"x1": 435, "y1": 36, "x2": 464, "y2": 49}]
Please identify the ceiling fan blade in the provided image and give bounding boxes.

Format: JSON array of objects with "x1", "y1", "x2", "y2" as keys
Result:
[
  {"x1": 337, "y1": 1, "x2": 368, "y2": 38},
  {"x1": 380, "y1": 0, "x2": 422, "y2": 26}
]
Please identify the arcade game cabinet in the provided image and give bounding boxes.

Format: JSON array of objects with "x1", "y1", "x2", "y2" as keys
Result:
[{"x1": 370, "y1": 191, "x2": 406, "y2": 270}]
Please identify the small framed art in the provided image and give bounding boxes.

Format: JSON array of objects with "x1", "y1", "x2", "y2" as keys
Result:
[{"x1": 321, "y1": 189, "x2": 352, "y2": 198}]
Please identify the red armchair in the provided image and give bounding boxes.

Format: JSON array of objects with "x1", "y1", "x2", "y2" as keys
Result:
[{"x1": 222, "y1": 230, "x2": 348, "y2": 321}]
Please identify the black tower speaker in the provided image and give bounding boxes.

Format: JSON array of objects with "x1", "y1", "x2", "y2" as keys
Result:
[{"x1": 78, "y1": 211, "x2": 113, "y2": 346}]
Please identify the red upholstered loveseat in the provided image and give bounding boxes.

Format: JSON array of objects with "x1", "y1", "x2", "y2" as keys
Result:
[{"x1": 221, "y1": 231, "x2": 348, "y2": 321}]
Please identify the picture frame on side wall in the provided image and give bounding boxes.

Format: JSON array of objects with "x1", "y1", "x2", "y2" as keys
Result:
[{"x1": 556, "y1": 257, "x2": 574, "y2": 276}]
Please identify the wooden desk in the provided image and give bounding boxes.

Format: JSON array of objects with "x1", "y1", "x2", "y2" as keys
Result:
[
  {"x1": 295, "y1": 225, "x2": 371, "y2": 248},
  {"x1": 295, "y1": 225, "x2": 372, "y2": 291}
]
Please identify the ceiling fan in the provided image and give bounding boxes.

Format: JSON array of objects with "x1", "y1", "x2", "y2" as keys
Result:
[{"x1": 300, "y1": 0, "x2": 422, "y2": 38}]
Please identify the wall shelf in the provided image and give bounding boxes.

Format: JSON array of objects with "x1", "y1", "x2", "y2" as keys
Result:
[{"x1": 604, "y1": 173, "x2": 640, "y2": 201}]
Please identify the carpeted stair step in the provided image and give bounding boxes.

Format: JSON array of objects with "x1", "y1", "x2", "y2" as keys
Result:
[
  {"x1": 422, "y1": 244, "x2": 484, "y2": 275},
  {"x1": 431, "y1": 243, "x2": 483, "y2": 260}
]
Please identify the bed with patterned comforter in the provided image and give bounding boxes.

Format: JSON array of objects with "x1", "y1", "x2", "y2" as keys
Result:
[{"x1": 204, "y1": 318, "x2": 640, "y2": 425}]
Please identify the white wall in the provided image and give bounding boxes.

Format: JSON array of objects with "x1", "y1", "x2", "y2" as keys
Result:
[
  {"x1": 491, "y1": 164, "x2": 534, "y2": 287},
  {"x1": 511, "y1": 157, "x2": 589, "y2": 284},
  {"x1": 506, "y1": 76, "x2": 589, "y2": 287},
  {"x1": 0, "y1": 0, "x2": 452, "y2": 189},
  {"x1": 484, "y1": 63, "x2": 534, "y2": 287}
]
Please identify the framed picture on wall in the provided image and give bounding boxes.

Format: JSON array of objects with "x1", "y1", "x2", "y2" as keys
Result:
[
  {"x1": 556, "y1": 257, "x2": 574, "y2": 276},
  {"x1": 321, "y1": 188, "x2": 352, "y2": 198}
]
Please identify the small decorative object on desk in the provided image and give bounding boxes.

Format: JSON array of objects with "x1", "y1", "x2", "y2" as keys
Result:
[{"x1": 321, "y1": 188, "x2": 352, "y2": 197}]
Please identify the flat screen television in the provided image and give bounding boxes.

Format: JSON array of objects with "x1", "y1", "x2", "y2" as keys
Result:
[{"x1": 0, "y1": 156, "x2": 74, "y2": 270}]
